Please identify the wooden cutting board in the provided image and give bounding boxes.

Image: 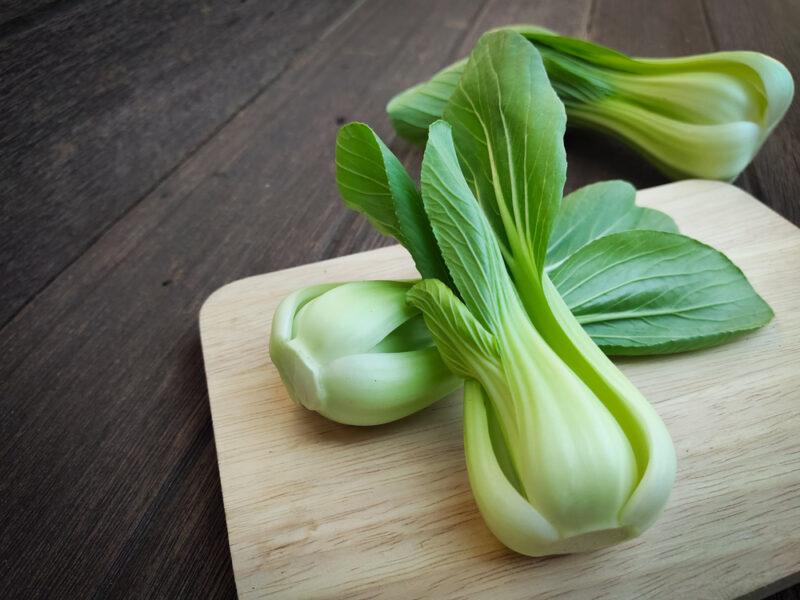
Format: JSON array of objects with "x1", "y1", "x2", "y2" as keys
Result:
[{"x1": 199, "y1": 180, "x2": 800, "y2": 600}]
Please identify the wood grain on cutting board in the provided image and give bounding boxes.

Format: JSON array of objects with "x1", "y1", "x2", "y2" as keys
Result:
[{"x1": 200, "y1": 180, "x2": 800, "y2": 599}]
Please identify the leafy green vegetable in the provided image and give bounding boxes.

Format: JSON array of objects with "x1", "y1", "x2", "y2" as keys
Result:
[
  {"x1": 410, "y1": 114, "x2": 658, "y2": 554},
  {"x1": 387, "y1": 24, "x2": 794, "y2": 181},
  {"x1": 402, "y1": 31, "x2": 676, "y2": 556},
  {"x1": 270, "y1": 280, "x2": 461, "y2": 425},
  {"x1": 270, "y1": 29, "x2": 777, "y2": 557},
  {"x1": 551, "y1": 230, "x2": 774, "y2": 354}
]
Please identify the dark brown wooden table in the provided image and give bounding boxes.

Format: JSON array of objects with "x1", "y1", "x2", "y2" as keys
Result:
[{"x1": 1, "y1": 1, "x2": 798, "y2": 598}]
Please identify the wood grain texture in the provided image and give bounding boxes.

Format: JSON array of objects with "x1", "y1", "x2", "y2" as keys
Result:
[
  {"x1": 0, "y1": 1, "x2": 489, "y2": 598},
  {"x1": 201, "y1": 181, "x2": 800, "y2": 599},
  {"x1": 0, "y1": 0, "x2": 58, "y2": 28},
  {"x1": 0, "y1": 0, "x2": 355, "y2": 325},
  {"x1": 2, "y1": 1, "x2": 799, "y2": 598}
]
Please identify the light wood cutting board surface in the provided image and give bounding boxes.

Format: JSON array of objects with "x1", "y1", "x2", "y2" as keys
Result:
[{"x1": 199, "y1": 180, "x2": 800, "y2": 600}]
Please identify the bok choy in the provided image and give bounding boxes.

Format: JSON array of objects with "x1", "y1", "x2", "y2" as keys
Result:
[
  {"x1": 387, "y1": 25, "x2": 794, "y2": 181},
  {"x1": 402, "y1": 32, "x2": 674, "y2": 554},
  {"x1": 270, "y1": 281, "x2": 460, "y2": 425}
]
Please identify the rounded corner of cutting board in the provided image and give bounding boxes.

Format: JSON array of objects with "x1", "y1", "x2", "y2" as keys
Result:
[{"x1": 199, "y1": 275, "x2": 265, "y2": 329}]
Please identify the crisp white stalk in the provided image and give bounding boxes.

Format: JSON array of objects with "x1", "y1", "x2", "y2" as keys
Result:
[
  {"x1": 270, "y1": 281, "x2": 461, "y2": 425},
  {"x1": 409, "y1": 99, "x2": 677, "y2": 555},
  {"x1": 567, "y1": 99, "x2": 760, "y2": 181},
  {"x1": 465, "y1": 382, "x2": 636, "y2": 555},
  {"x1": 482, "y1": 294, "x2": 638, "y2": 539}
]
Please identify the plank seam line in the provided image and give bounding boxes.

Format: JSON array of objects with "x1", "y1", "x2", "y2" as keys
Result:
[
  {"x1": 699, "y1": 0, "x2": 721, "y2": 52},
  {"x1": 458, "y1": 0, "x2": 493, "y2": 53},
  {"x1": 0, "y1": 0, "x2": 368, "y2": 333},
  {"x1": 584, "y1": 0, "x2": 597, "y2": 38},
  {"x1": 319, "y1": 0, "x2": 368, "y2": 42}
]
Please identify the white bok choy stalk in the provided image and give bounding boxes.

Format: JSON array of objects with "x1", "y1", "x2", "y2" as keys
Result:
[
  {"x1": 404, "y1": 31, "x2": 676, "y2": 555},
  {"x1": 270, "y1": 280, "x2": 460, "y2": 425},
  {"x1": 387, "y1": 24, "x2": 794, "y2": 181}
]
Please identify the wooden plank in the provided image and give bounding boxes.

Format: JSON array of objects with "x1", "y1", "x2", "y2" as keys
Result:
[
  {"x1": 0, "y1": 0, "x2": 355, "y2": 325},
  {"x1": 0, "y1": 0, "x2": 56, "y2": 27},
  {"x1": 702, "y1": 0, "x2": 800, "y2": 225},
  {"x1": 0, "y1": 1, "x2": 498, "y2": 597},
  {"x1": 200, "y1": 180, "x2": 800, "y2": 599},
  {"x1": 590, "y1": 0, "x2": 715, "y2": 55},
  {"x1": 87, "y1": 430, "x2": 238, "y2": 598}
]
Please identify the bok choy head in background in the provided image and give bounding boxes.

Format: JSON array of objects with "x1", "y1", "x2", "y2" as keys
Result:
[{"x1": 387, "y1": 24, "x2": 794, "y2": 181}]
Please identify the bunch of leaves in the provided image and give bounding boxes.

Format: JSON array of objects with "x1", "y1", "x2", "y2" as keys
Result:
[{"x1": 336, "y1": 133, "x2": 772, "y2": 356}]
